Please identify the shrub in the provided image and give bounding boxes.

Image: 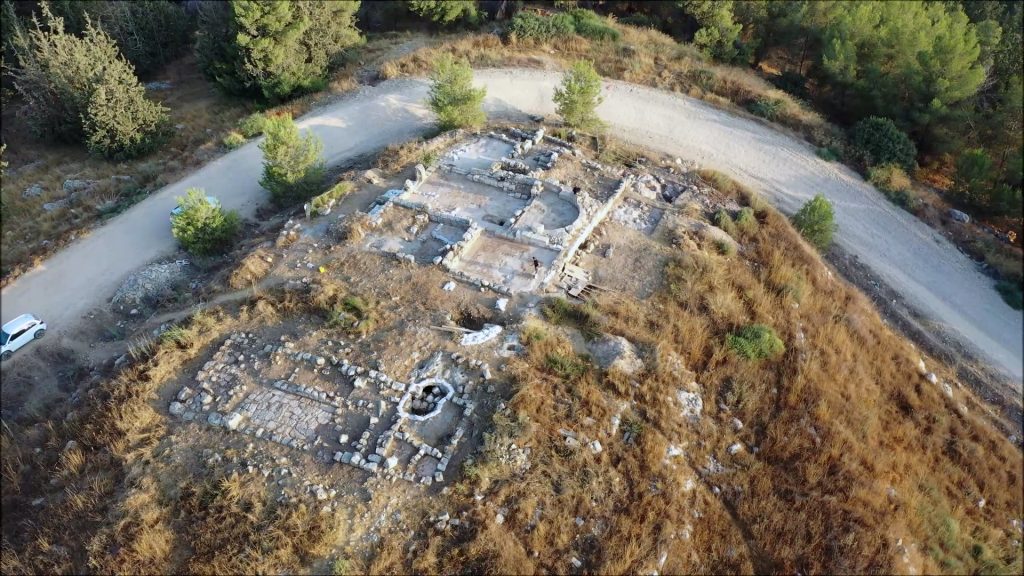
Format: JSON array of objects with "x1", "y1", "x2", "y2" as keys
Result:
[
  {"x1": 735, "y1": 207, "x2": 759, "y2": 236},
  {"x1": 427, "y1": 54, "x2": 486, "y2": 130},
  {"x1": 544, "y1": 351, "x2": 590, "y2": 381},
  {"x1": 850, "y1": 116, "x2": 917, "y2": 171},
  {"x1": 727, "y1": 324, "x2": 785, "y2": 360},
  {"x1": 816, "y1": 146, "x2": 841, "y2": 162},
  {"x1": 791, "y1": 194, "x2": 836, "y2": 250},
  {"x1": 748, "y1": 97, "x2": 784, "y2": 121},
  {"x1": 554, "y1": 60, "x2": 604, "y2": 131},
  {"x1": 689, "y1": 68, "x2": 716, "y2": 91},
  {"x1": 618, "y1": 13, "x2": 662, "y2": 29},
  {"x1": 258, "y1": 114, "x2": 326, "y2": 205},
  {"x1": 714, "y1": 209, "x2": 737, "y2": 237},
  {"x1": 171, "y1": 188, "x2": 240, "y2": 256},
  {"x1": 995, "y1": 281, "x2": 1023, "y2": 310},
  {"x1": 238, "y1": 113, "x2": 269, "y2": 138},
  {"x1": 421, "y1": 150, "x2": 440, "y2": 168},
  {"x1": 869, "y1": 163, "x2": 911, "y2": 194},
  {"x1": 310, "y1": 181, "x2": 353, "y2": 214},
  {"x1": 222, "y1": 131, "x2": 246, "y2": 150},
  {"x1": 716, "y1": 239, "x2": 736, "y2": 256},
  {"x1": 541, "y1": 297, "x2": 602, "y2": 339},
  {"x1": 568, "y1": 9, "x2": 620, "y2": 42},
  {"x1": 508, "y1": 11, "x2": 575, "y2": 42}
]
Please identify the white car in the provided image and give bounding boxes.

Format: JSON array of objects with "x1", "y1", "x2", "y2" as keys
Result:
[
  {"x1": 1, "y1": 313, "x2": 47, "y2": 361},
  {"x1": 170, "y1": 195, "x2": 220, "y2": 222}
]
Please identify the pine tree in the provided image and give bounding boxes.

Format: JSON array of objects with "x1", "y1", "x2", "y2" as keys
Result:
[
  {"x1": 171, "y1": 188, "x2": 241, "y2": 256},
  {"x1": 86, "y1": 1, "x2": 194, "y2": 77},
  {"x1": 8, "y1": 5, "x2": 168, "y2": 157},
  {"x1": 83, "y1": 63, "x2": 168, "y2": 159},
  {"x1": 196, "y1": 0, "x2": 362, "y2": 101},
  {"x1": 427, "y1": 54, "x2": 486, "y2": 130},
  {"x1": 791, "y1": 194, "x2": 836, "y2": 251},
  {"x1": 553, "y1": 60, "x2": 604, "y2": 131},
  {"x1": 408, "y1": 0, "x2": 477, "y2": 26},
  {"x1": 679, "y1": 0, "x2": 743, "y2": 62},
  {"x1": 258, "y1": 114, "x2": 326, "y2": 205}
]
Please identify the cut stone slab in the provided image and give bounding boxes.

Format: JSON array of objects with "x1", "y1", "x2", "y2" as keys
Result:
[{"x1": 460, "y1": 324, "x2": 503, "y2": 346}]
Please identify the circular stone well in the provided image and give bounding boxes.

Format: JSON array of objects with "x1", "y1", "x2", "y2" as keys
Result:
[{"x1": 397, "y1": 377, "x2": 454, "y2": 421}]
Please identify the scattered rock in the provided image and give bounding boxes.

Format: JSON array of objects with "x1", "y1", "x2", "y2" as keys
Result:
[
  {"x1": 443, "y1": 281, "x2": 457, "y2": 292},
  {"x1": 948, "y1": 209, "x2": 970, "y2": 224},
  {"x1": 224, "y1": 412, "x2": 244, "y2": 431},
  {"x1": 495, "y1": 298, "x2": 509, "y2": 312},
  {"x1": 111, "y1": 260, "x2": 190, "y2": 307},
  {"x1": 169, "y1": 401, "x2": 186, "y2": 416},
  {"x1": 42, "y1": 199, "x2": 69, "y2": 212},
  {"x1": 22, "y1": 184, "x2": 44, "y2": 198},
  {"x1": 676, "y1": 388, "x2": 704, "y2": 421},
  {"x1": 62, "y1": 179, "x2": 96, "y2": 194},
  {"x1": 588, "y1": 335, "x2": 644, "y2": 375}
]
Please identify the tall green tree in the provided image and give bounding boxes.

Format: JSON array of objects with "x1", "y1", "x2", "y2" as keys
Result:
[
  {"x1": 427, "y1": 54, "x2": 486, "y2": 130},
  {"x1": 814, "y1": 2, "x2": 986, "y2": 145},
  {"x1": 83, "y1": 61, "x2": 168, "y2": 159},
  {"x1": 258, "y1": 114, "x2": 325, "y2": 205},
  {"x1": 172, "y1": 188, "x2": 241, "y2": 256},
  {"x1": 88, "y1": 1, "x2": 194, "y2": 77},
  {"x1": 553, "y1": 60, "x2": 604, "y2": 131},
  {"x1": 46, "y1": 0, "x2": 194, "y2": 77},
  {"x1": 678, "y1": 0, "x2": 743, "y2": 62},
  {"x1": 8, "y1": 5, "x2": 168, "y2": 157},
  {"x1": 195, "y1": 0, "x2": 362, "y2": 101},
  {"x1": 407, "y1": 0, "x2": 477, "y2": 26}
]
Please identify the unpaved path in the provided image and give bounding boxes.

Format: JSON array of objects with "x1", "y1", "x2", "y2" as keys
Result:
[{"x1": 3, "y1": 69, "x2": 1020, "y2": 384}]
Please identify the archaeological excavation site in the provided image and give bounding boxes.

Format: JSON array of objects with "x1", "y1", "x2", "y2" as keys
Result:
[
  {"x1": 7, "y1": 122, "x2": 1019, "y2": 576},
  {"x1": 166, "y1": 126, "x2": 727, "y2": 498}
]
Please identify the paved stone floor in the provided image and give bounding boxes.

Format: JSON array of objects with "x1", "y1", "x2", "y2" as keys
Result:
[{"x1": 170, "y1": 332, "x2": 490, "y2": 486}]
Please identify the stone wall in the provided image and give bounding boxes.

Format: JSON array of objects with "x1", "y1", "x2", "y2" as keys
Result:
[
  {"x1": 542, "y1": 175, "x2": 634, "y2": 288},
  {"x1": 170, "y1": 333, "x2": 486, "y2": 487}
]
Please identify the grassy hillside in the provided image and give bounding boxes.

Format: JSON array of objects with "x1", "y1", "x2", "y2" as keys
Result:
[
  {"x1": 2, "y1": 140, "x2": 1018, "y2": 574},
  {"x1": 366, "y1": 172, "x2": 1023, "y2": 574}
]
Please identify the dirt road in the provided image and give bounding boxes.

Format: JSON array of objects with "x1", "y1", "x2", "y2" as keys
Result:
[{"x1": 3, "y1": 69, "x2": 1020, "y2": 384}]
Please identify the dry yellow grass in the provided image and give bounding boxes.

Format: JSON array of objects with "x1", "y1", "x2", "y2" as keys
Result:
[
  {"x1": 227, "y1": 248, "x2": 273, "y2": 289},
  {"x1": 366, "y1": 173, "x2": 1022, "y2": 574}
]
